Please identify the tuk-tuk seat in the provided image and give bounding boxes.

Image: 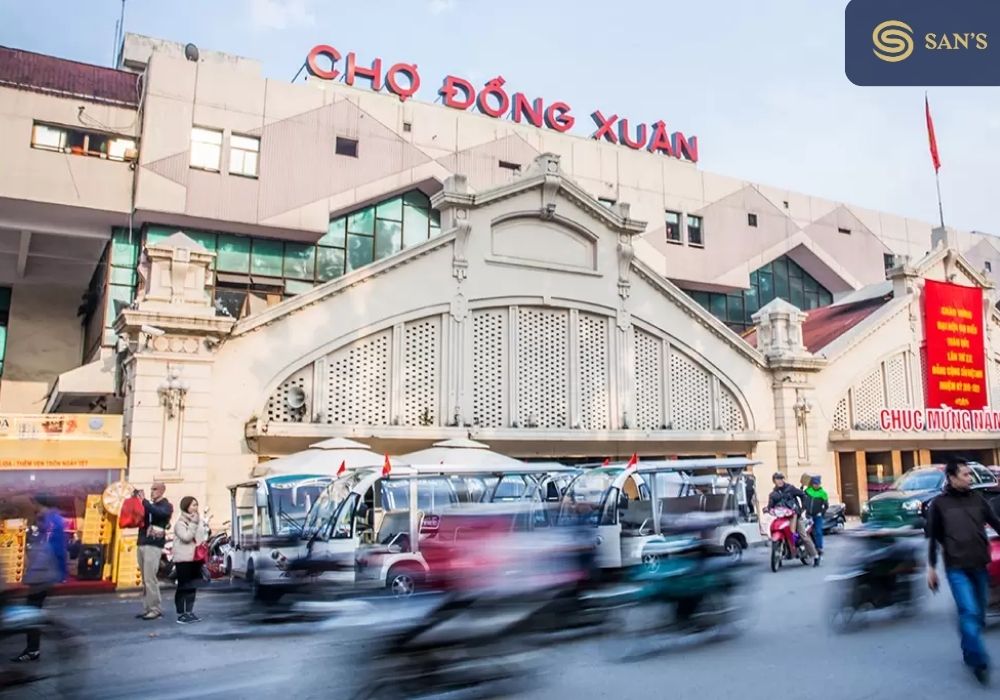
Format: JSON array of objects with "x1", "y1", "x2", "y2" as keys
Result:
[
  {"x1": 703, "y1": 494, "x2": 730, "y2": 512},
  {"x1": 620, "y1": 500, "x2": 654, "y2": 531},
  {"x1": 660, "y1": 495, "x2": 703, "y2": 515}
]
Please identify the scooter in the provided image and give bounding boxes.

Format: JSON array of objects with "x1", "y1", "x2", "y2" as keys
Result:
[
  {"x1": 825, "y1": 526, "x2": 924, "y2": 632},
  {"x1": 823, "y1": 504, "x2": 847, "y2": 534},
  {"x1": 768, "y1": 506, "x2": 813, "y2": 572}
]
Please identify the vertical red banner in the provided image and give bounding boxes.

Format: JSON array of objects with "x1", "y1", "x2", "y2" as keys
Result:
[{"x1": 923, "y1": 280, "x2": 986, "y2": 409}]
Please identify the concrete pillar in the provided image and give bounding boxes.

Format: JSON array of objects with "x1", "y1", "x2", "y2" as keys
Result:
[
  {"x1": 890, "y1": 450, "x2": 903, "y2": 478},
  {"x1": 855, "y1": 451, "x2": 869, "y2": 505},
  {"x1": 918, "y1": 449, "x2": 932, "y2": 465}
]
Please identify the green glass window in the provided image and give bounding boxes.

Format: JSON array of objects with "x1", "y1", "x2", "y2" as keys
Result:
[
  {"x1": 375, "y1": 220, "x2": 402, "y2": 259},
  {"x1": 110, "y1": 267, "x2": 137, "y2": 286},
  {"x1": 403, "y1": 190, "x2": 430, "y2": 208},
  {"x1": 285, "y1": 279, "x2": 315, "y2": 295},
  {"x1": 217, "y1": 235, "x2": 251, "y2": 273},
  {"x1": 377, "y1": 197, "x2": 403, "y2": 222},
  {"x1": 348, "y1": 207, "x2": 375, "y2": 235},
  {"x1": 321, "y1": 218, "x2": 346, "y2": 248},
  {"x1": 283, "y1": 243, "x2": 316, "y2": 280},
  {"x1": 758, "y1": 270, "x2": 774, "y2": 304},
  {"x1": 403, "y1": 205, "x2": 429, "y2": 247},
  {"x1": 346, "y1": 233, "x2": 374, "y2": 271},
  {"x1": 251, "y1": 239, "x2": 284, "y2": 276},
  {"x1": 709, "y1": 294, "x2": 726, "y2": 319},
  {"x1": 111, "y1": 229, "x2": 139, "y2": 267},
  {"x1": 316, "y1": 247, "x2": 345, "y2": 281}
]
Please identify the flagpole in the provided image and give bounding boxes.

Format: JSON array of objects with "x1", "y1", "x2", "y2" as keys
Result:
[
  {"x1": 926, "y1": 91, "x2": 945, "y2": 229},
  {"x1": 934, "y1": 169, "x2": 945, "y2": 229}
]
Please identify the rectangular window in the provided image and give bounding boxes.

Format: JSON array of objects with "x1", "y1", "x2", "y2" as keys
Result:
[
  {"x1": 598, "y1": 197, "x2": 617, "y2": 208},
  {"x1": 32, "y1": 123, "x2": 67, "y2": 151},
  {"x1": 336, "y1": 137, "x2": 359, "y2": 157},
  {"x1": 191, "y1": 127, "x2": 223, "y2": 171},
  {"x1": 687, "y1": 215, "x2": 704, "y2": 247},
  {"x1": 402, "y1": 121, "x2": 412, "y2": 132},
  {"x1": 498, "y1": 160, "x2": 521, "y2": 172},
  {"x1": 747, "y1": 213, "x2": 758, "y2": 227},
  {"x1": 838, "y1": 227, "x2": 851, "y2": 235},
  {"x1": 229, "y1": 134, "x2": 260, "y2": 177},
  {"x1": 665, "y1": 210, "x2": 682, "y2": 244},
  {"x1": 884, "y1": 253, "x2": 896, "y2": 272},
  {"x1": 31, "y1": 122, "x2": 135, "y2": 161},
  {"x1": 987, "y1": 261, "x2": 993, "y2": 273}
]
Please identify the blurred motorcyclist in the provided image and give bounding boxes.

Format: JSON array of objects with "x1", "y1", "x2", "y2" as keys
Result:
[{"x1": 767, "y1": 472, "x2": 818, "y2": 565}]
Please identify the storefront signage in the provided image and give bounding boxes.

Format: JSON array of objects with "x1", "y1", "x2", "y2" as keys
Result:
[
  {"x1": 879, "y1": 407, "x2": 1000, "y2": 432},
  {"x1": 0, "y1": 414, "x2": 118, "y2": 441},
  {"x1": 305, "y1": 45, "x2": 699, "y2": 162},
  {"x1": 923, "y1": 279, "x2": 986, "y2": 409}
]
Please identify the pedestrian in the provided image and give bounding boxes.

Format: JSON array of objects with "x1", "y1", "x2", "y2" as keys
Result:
[
  {"x1": 767, "y1": 472, "x2": 819, "y2": 565},
  {"x1": 805, "y1": 475, "x2": 829, "y2": 563},
  {"x1": 926, "y1": 459, "x2": 1000, "y2": 686},
  {"x1": 136, "y1": 482, "x2": 172, "y2": 621},
  {"x1": 173, "y1": 496, "x2": 209, "y2": 624},
  {"x1": 12, "y1": 496, "x2": 67, "y2": 662}
]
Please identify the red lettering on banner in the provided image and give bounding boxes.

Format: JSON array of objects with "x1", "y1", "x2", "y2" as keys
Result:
[
  {"x1": 306, "y1": 44, "x2": 341, "y2": 80},
  {"x1": 923, "y1": 280, "x2": 986, "y2": 410},
  {"x1": 345, "y1": 52, "x2": 382, "y2": 90}
]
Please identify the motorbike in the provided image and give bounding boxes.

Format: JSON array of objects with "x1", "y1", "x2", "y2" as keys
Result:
[
  {"x1": 768, "y1": 506, "x2": 813, "y2": 571},
  {"x1": 825, "y1": 526, "x2": 924, "y2": 632},
  {"x1": 823, "y1": 504, "x2": 847, "y2": 534}
]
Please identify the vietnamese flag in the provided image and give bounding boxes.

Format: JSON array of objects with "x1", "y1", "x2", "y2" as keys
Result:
[
  {"x1": 925, "y1": 95, "x2": 941, "y2": 173},
  {"x1": 625, "y1": 453, "x2": 639, "y2": 470},
  {"x1": 602, "y1": 458, "x2": 611, "y2": 466},
  {"x1": 336, "y1": 460, "x2": 346, "y2": 477},
  {"x1": 382, "y1": 454, "x2": 392, "y2": 477}
]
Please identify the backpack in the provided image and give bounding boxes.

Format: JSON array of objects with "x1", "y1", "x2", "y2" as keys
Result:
[{"x1": 119, "y1": 496, "x2": 146, "y2": 529}]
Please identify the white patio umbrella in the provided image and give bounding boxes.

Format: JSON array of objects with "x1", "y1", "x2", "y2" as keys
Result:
[
  {"x1": 398, "y1": 438, "x2": 525, "y2": 467},
  {"x1": 251, "y1": 437, "x2": 385, "y2": 477}
]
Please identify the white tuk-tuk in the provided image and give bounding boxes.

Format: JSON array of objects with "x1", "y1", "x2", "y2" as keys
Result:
[{"x1": 557, "y1": 457, "x2": 761, "y2": 572}]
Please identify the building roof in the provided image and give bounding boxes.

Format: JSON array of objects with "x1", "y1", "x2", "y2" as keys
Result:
[
  {"x1": 0, "y1": 46, "x2": 140, "y2": 107},
  {"x1": 743, "y1": 293, "x2": 892, "y2": 354}
]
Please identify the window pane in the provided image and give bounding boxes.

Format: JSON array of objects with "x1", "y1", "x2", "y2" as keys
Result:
[
  {"x1": 108, "y1": 138, "x2": 135, "y2": 160},
  {"x1": 402, "y1": 205, "x2": 429, "y2": 247},
  {"x1": 710, "y1": 294, "x2": 726, "y2": 319},
  {"x1": 285, "y1": 279, "x2": 314, "y2": 295},
  {"x1": 192, "y1": 127, "x2": 223, "y2": 145},
  {"x1": 144, "y1": 227, "x2": 172, "y2": 246},
  {"x1": 788, "y1": 260, "x2": 803, "y2": 279},
  {"x1": 191, "y1": 142, "x2": 221, "y2": 170},
  {"x1": 805, "y1": 293, "x2": 819, "y2": 310},
  {"x1": 726, "y1": 294, "x2": 744, "y2": 322},
  {"x1": 111, "y1": 230, "x2": 138, "y2": 267},
  {"x1": 347, "y1": 233, "x2": 374, "y2": 271},
  {"x1": 403, "y1": 190, "x2": 430, "y2": 208},
  {"x1": 374, "y1": 220, "x2": 402, "y2": 259},
  {"x1": 316, "y1": 247, "x2": 345, "y2": 281},
  {"x1": 744, "y1": 286, "x2": 759, "y2": 321},
  {"x1": 665, "y1": 211, "x2": 680, "y2": 225},
  {"x1": 252, "y1": 239, "x2": 284, "y2": 276},
  {"x1": 217, "y1": 235, "x2": 251, "y2": 273},
  {"x1": 348, "y1": 208, "x2": 375, "y2": 235},
  {"x1": 105, "y1": 284, "x2": 134, "y2": 323},
  {"x1": 188, "y1": 231, "x2": 218, "y2": 252},
  {"x1": 819, "y1": 290, "x2": 833, "y2": 307},
  {"x1": 758, "y1": 270, "x2": 774, "y2": 303},
  {"x1": 0, "y1": 287, "x2": 10, "y2": 311},
  {"x1": 376, "y1": 197, "x2": 403, "y2": 222},
  {"x1": 110, "y1": 267, "x2": 136, "y2": 286},
  {"x1": 231, "y1": 135, "x2": 259, "y2": 152},
  {"x1": 689, "y1": 291, "x2": 709, "y2": 309},
  {"x1": 803, "y1": 275, "x2": 818, "y2": 293},
  {"x1": 789, "y1": 283, "x2": 804, "y2": 309},
  {"x1": 214, "y1": 289, "x2": 246, "y2": 319},
  {"x1": 321, "y1": 218, "x2": 347, "y2": 247},
  {"x1": 773, "y1": 260, "x2": 789, "y2": 300},
  {"x1": 284, "y1": 243, "x2": 316, "y2": 280},
  {"x1": 32, "y1": 124, "x2": 65, "y2": 149}
]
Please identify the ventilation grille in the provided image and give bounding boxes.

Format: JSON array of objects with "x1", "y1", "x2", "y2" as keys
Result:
[
  {"x1": 403, "y1": 318, "x2": 440, "y2": 426},
  {"x1": 852, "y1": 366, "x2": 884, "y2": 430},
  {"x1": 579, "y1": 313, "x2": 610, "y2": 430},
  {"x1": 884, "y1": 353, "x2": 909, "y2": 408},
  {"x1": 472, "y1": 310, "x2": 506, "y2": 428},
  {"x1": 832, "y1": 397, "x2": 849, "y2": 431},
  {"x1": 265, "y1": 367, "x2": 312, "y2": 423},
  {"x1": 718, "y1": 386, "x2": 747, "y2": 431},
  {"x1": 324, "y1": 331, "x2": 391, "y2": 426},
  {"x1": 670, "y1": 351, "x2": 712, "y2": 430},
  {"x1": 517, "y1": 308, "x2": 569, "y2": 428},
  {"x1": 633, "y1": 328, "x2": 663, "y2": 430}
]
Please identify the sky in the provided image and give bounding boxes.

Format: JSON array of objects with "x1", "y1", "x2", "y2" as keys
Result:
[{"x1": 2, "y1": 0, "x2": 999, "y2": 233}]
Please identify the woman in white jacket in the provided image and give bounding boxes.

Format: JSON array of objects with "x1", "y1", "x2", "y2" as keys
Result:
[{"x1": 173, "y1": 496, "x2": 209, "y2": 623}]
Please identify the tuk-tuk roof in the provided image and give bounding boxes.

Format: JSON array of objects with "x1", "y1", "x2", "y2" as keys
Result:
[
  {"x1": 227, "y1": 473, "x2": 331, "y2": 490},
  {"x1": 407, "y1": 463, "x2": 578, "y2": 476},
  {"x1": 604, "y1": 457, "x2": 761, "y2": 473}
]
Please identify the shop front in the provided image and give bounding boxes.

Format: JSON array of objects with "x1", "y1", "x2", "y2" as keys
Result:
[{"x1": 0, "y1": 414, "x2": 129, "y2": 592}]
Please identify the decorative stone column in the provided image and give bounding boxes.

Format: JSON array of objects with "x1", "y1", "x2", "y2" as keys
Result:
[
  {"x1": 752, "y1": 299, "x2": 827, "y2": 486},
  {"x1": 114, "y1": 233, "x2": 234, "y2": 510}
]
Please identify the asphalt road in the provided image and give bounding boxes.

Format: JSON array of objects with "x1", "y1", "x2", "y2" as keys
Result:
[{"x1": 2, "y1": 534, "x2": 999, "y2": 699}]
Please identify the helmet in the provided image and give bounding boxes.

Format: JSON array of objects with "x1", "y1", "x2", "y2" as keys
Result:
[
  {"x1": 810, "y1": 475, "x2": 822, "y2": 485},
  {"x1": 772, "y1": 471, "x2": 785, "y2": 481}
]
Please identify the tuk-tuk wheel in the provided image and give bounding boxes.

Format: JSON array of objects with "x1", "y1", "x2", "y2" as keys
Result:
[{"x1": 724, "y1": 536, "x2": 744, "y2": 561}]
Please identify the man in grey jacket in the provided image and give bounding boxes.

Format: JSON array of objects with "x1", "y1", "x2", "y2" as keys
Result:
[{"x1": 136, "y1": 482, "x2": 173, "y2": 621}]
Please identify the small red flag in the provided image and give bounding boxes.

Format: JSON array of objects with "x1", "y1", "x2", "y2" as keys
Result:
[
  {"x1": 382, "y1": 454, "x2": 392, "y2": 477},
  {"x1": 925, "y1": 95, "x2": 941, "y2": 173},
  {"x1": 625, "y1": 453, "x2": 639, "y2": 470},
  {"x1": 336, "y1": 460, "x2": 346, "y2": 477},
  {"x1": 602, "y1": 458, "x2": 610, "y2": 466}
]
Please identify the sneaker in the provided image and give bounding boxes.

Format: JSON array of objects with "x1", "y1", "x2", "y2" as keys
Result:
[
  {"x1": 141, "y1": 611, "x2": 162, "y2": 621},
  {"x1": 814, "y1": 556, "x2": 822, "y2": 568},
  {"x1": 973, "y1": 666, "x2": 990, "y2": 686},
  {"x1": 11, "y1": 651, "x2": 40, "y2": 663},
  {"x1": 186, "y1": 613, "x2": 201, "y2": 623},
  {"x1": 176, "y1": 614, "x2": 191, "y2": 624}
]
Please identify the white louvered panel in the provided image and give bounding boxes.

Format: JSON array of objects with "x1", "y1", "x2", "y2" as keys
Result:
[
  {"x1": 718, "y1": 386, "x2": 747, "y2": 431},
  {"x1": 669, "y1": 351, "x2": 712, "y2": 430},
  {"x1": 918, "y1": 351, "x2": 929, "y2": 407},
  {"x1": 265, "y1": 367, "x2": 312, "y2": 423},
  {"x1": 633, "y1": 328, "x2": 663, "y2": 430},
  {"x1": 323, "y1": 331, "x2": 391, "y2": 426},
  {"x1": 517, "y1": 308, "x2": 569, "y2": 428},
  {"x1": 884, "y1": 354, "x2": 909, "y2": 408},
  {"x1": 993, "y1": 359, "x2": 1000, "y2": 408},
  {"x1": 851, "y1": 365, "x2": 885, "y2": 430},
  {"x1": 579, "y1": 313, "x2": 610, "y2": 430},
  {"x1": 832, "y1": 397, "x2": 849, "y2": 431},
  {"x1": 472, "y1": 310, "x2": 506, "y2": 428},
  {"x1": 402, "y1": 318, "x2": 440, "y2": 426}
]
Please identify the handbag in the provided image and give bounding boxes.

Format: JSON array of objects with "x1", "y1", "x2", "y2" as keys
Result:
[{"x1": 193, "y1": 542, "x2": 209, "y2": 563}]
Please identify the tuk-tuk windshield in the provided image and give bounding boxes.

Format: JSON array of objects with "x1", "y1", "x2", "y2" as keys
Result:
[
  {"x1": 382, "y1": 477, "x2": 459, "y2": 511},
  {"x1": 303, "y1": 471, "x2": 367, "y2": 537},
  {"x1": 268, "y1": 477, "x2": 330, "y2": 535},
  {"x1": 558, "y1": 470, "x2": 618, "y2": 524}
]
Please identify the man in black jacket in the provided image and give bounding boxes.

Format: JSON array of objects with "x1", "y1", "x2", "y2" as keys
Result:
[
  {"x1": 767, "y1": 472, "x2": 818, "y2": 565},
  {"x1": 927, "y1": 459, "x2": 1000, "y2": 685},
  {"x1": 136, "y1": 482, "x2": 173, "y2": 621}
]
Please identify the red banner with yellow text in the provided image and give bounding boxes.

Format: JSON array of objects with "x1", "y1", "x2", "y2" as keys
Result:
[{"x1": 923, "y1": 280, "x2": 986, "y2": 409}]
